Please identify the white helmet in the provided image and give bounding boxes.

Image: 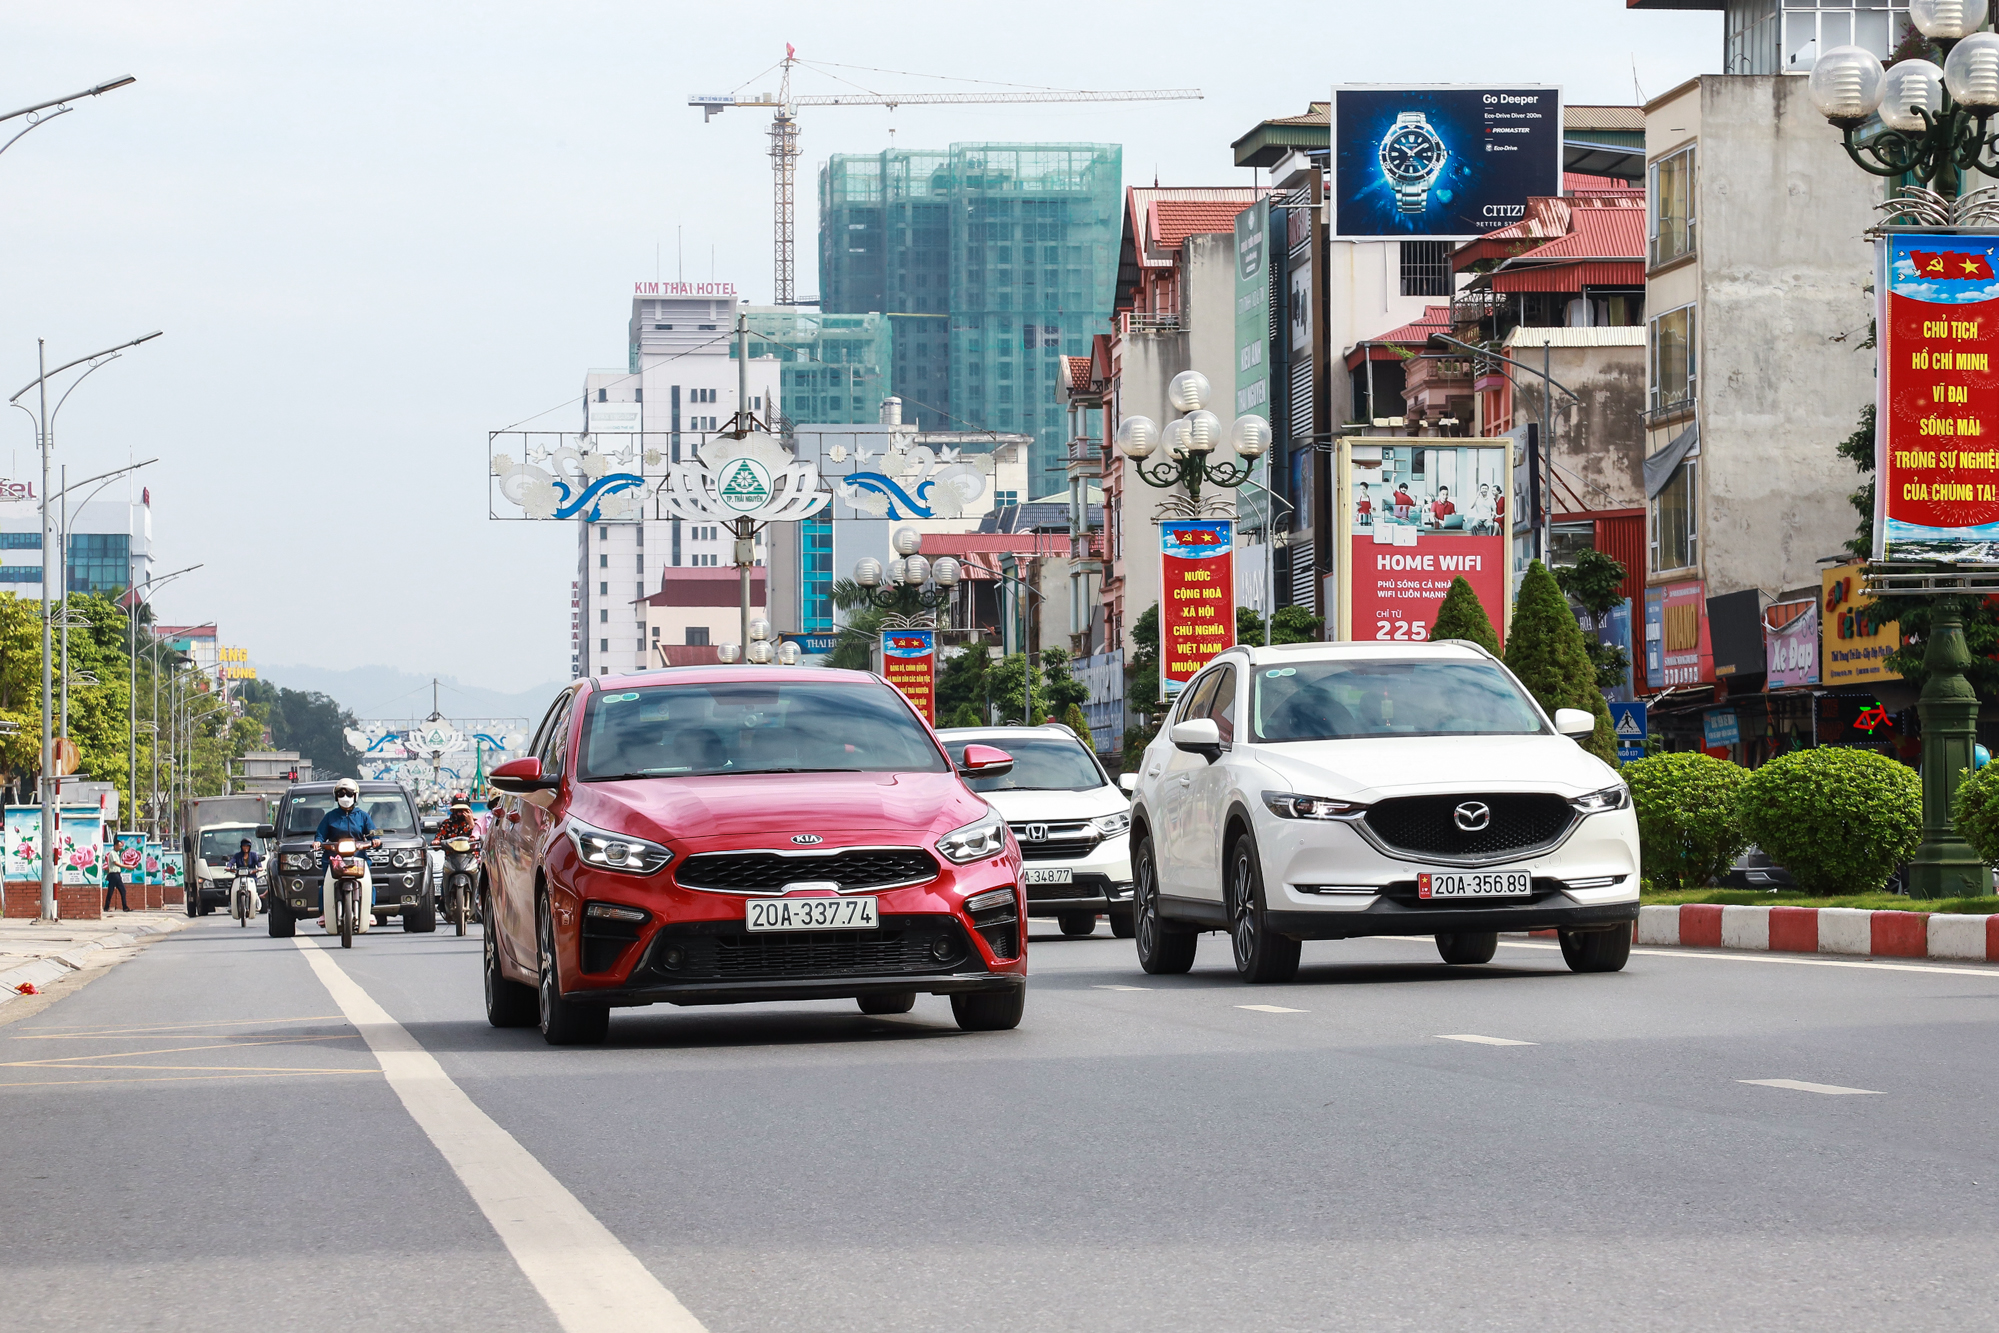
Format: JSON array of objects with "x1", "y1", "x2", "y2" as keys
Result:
[{"x1": 333, "y1": 778, "x2": 360, "y2": 799}]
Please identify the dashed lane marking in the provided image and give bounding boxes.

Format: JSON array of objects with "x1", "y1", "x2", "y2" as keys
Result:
[
  {"x1": 1740, "y1": 1078, "x2": 1883, "y2": 1096},
  {"x1": 1093, "y1": 985, "x2": 1152, "y2": 992},
  {"x1": 1436, "y1": 1033, "x2": 1538, "y2": 1046},
  {"x1": 1237, "y1": 1004, "x2": 1306, "y2": 1013},
  {"x1": 292, "y1": 937, "x2": 707, "y2": 1333}
]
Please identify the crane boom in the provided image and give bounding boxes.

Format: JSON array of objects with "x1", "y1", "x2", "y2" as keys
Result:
[{"x1": 693, "y1": 51, "x2": 1202, "y2": 304}]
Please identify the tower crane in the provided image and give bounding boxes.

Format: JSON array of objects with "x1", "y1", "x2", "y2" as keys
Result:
[{"x1": 692, "y1": 47, "x2": 1202, "y2": 305}]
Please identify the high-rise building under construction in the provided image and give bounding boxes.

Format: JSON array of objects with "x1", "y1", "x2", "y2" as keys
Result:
[{"x1": 818, "y1": 143, "x2": 1121, "y2": 499}]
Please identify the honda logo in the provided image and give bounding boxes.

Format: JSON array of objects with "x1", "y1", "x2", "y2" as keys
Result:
[
  {"x1": 1452, "y1": 802, "x2": 1492, "y2": 832},
  {"x1": 1022, "y1": 824, "x2": 1048, "y2": 842}
]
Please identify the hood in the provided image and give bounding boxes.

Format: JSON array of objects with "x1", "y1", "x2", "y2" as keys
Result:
[
  {"x1": 976, "y1": 786, "x2": 1127, "y2": 823},
  {"x1": 572, "y1": 770, "x2": 988, "y2": 850},
  {"x1": 1250, "y1": 733, "x2": 1618, "y2": 804}
]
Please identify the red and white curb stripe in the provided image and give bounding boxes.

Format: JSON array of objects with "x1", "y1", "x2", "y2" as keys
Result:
[{"x1": 1605, "y1": 904, "x2": 1999, "y2": 962}]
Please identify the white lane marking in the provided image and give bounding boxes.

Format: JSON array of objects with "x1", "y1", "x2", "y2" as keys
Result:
[
  {"x1": 1740, "y1": 1078, "x2": 1882, "y2": 1096},
  {"x1": 1094, "y1": 984, "x2": 1152, "y2": 992},
  {"x1": 1501, "y1": 939, "x2": 1999, "y2": 978},
  {"x1": 292, "y1": 938, "x2": 706, "y2": 1333},
  {"x1": 1435, "y1": 1033, "x2": 1537, "y2": 1046},
  {"x1": 1237, "y1": 1004, "x2": 1305, "y2": 1013}
]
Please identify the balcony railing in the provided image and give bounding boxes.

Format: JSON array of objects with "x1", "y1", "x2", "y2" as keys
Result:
[
  {"x1": 1119, "y1": 311, "x2": 1181, "y2": 336},
  {"x1": 1450, "y1": 289, "x2": 1508, "y2": 326},
  {"x1": 1066, "y1": 437, "x2": 1102, "y2": 468}
]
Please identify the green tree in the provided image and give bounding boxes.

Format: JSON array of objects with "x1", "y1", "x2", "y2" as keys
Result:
[
  {"x1": 1126, "y1": 603, "x2": 1160, "y2": 720},
  {"x1": 936, "y1": 643, "x2": 989, "y2": 723},
  {"x1": 1553, "y1": 549, "x2": 1633, "y2": 693},
  {"x1": 1238, "y1": 604, "x2": 1324, "y2": 645},
  {"x1": 1061, "y1": 702, "x2": 1092, "y2": 748},
  {"x1": 1429, "y1": 576, "x2": 1500, "y2": 654},
  {"x1": 943, "y1": 702, "x2": 983, "y2": 728},
  {"x1": 1038, "y1": 645, "x2": 1088, "y2": 713},
  {"x1": 235, "y1": 678, "x2": 363, "y2": 777},
  {"x1": 1504, "y1": 560, "x2": 1618, "y2": 765}
]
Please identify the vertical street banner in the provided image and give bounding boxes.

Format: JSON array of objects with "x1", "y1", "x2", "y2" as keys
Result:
[
  {"x1": 1877, "y1": 233, "x2": 1999, "y2": 562},
  {"x1": 1235, "y1": 199, "x2": 1274, "y2": 539},
  {"x1": 881, "y1": 628, "x2": 936, "y2": 724},
  {"x1": 1160, "y1": 520, "x2": 1236, "y2": 699},
  {"x1": 1334, "y1": 439, "x2": 1512, "y2": 643}
]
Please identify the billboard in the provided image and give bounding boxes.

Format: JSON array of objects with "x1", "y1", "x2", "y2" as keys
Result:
[
  {"x1": 1235, "y1": 199, "x2": 1272, "y2": 422},
  {"x1": 1644, "y1": 581, "x2": 1712, "y2": 688},
  {"x1": 1332, "y1": 86, "x2": 1562, "y2": 239},
  {"x1": 1821, "y1": 562, "x2": 1901, "y2": 685},
  {"x1": 1876, "y1": 233, "x2": 1999, "y2": 562},
  {"x1": 881, "y1": 628, "x2": 936, "y2": 723},
  {"x1": 1160, "y1": 521, "x2": 1235, "y2": 699},
  {"x1": 1334, "y1": 439, "x2": 1512, "y2": 644}
]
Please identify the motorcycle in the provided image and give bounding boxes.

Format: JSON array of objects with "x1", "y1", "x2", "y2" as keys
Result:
[
  {"x1": 323, "y1": 838, "x2": 372, "y2": 948},
  {"x1": 440, "y1": 834, "x2": 479, "y2": 937},
  {"x1": 230, "y1": 869, "x2": 260, "y2": 927}
]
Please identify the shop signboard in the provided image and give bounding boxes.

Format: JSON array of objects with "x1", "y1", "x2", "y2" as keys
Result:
[
  {"x1": 1160, "y1": 520, "x2": 1236, "y2": 699},
  {"x1": 1703, "y1": 709, "x2": 1740, "y2": 748},
  {"x1": 1334, "y1": 439, "x2": 1512, "y2": 644},
  {"x1": 1644, "y1": 581, "x2": 1712, "y2": 688},
  {"x1": 1609, "y1": 701, "x2": 1648, "y2": 763},
  {"x1": 1765, "y1": 599, "x2": 1820, "y2": 689},
  {"x1": 880, "y1": 629, "x2": 936, "y2": 724},
  {"x1": 1820, "y1": 562, "x2": 1902, "y2": 685},
  {"x1": 1331, "y1": 86, "x2": 1563, "y2": 240},
  {"x1": 1875, "y1": 233, "x2": 1999, "y2": 562}
]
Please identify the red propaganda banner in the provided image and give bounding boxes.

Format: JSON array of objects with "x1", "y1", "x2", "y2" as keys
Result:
[
  {"x1": 1878, "y1": 234, "x2": 1999, "y2": 562},
  {"x1": 1159, "y1": 520, "x2": 1235, "y2": 699},
  {"x1": 1336, "y1": 439, "x2": 1511, "y2": 644},
  {"x1": 881, "y1": 628, "x2": 936, "y2": 723}
]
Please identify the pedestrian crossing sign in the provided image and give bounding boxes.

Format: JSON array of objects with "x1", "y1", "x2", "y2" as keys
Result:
[{"x1": 1608, "y1": 701, "x2": 1647, "y2": 762}]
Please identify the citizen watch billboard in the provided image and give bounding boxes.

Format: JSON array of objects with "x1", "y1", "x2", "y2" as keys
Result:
[{"x1": 1331, "y1": 86, "x2": 1562, "y2": 240}]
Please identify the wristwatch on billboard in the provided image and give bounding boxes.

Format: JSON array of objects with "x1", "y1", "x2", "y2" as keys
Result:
[{"x1": 1379, "y1": 112, "x2": 1448, "y2": 215}]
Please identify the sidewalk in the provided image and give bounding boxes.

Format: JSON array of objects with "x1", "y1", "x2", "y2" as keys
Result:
[{"x1": 0, "y1": 909, "x2": 191, "y2": 1006}]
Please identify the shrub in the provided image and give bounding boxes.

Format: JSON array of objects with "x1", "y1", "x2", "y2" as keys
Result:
[
  {"x1": 1955, "y1": 762, "x2": 1999, "y2": 863},
  {"x1": 1504, "y1": 560, "x2": 1618, "y2": 765},
  {"x1": 1625, "y1": 752, "x2": 1750, "y2": 892},
  {"x1": 1429, "y1": 576, "x2": 1500, "y2": 655},
  {"x1": 1735, "y1": 748, "x2": 1922, "y2": 895},
  {"x1": 1061, "y1": 702, "x2": 1093, "y2": 749}
]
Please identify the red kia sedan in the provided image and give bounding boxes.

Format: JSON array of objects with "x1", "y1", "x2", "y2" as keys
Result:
[{"x1": 481, "y1": 667, "x2": 1027, "y2": 1044}]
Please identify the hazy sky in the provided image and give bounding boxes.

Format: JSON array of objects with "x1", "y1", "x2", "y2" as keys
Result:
[{"x1": 0, "y1": 1, "x2": 1718, "y2": 694}]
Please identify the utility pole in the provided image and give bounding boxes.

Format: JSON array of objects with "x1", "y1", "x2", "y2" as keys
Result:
[{"x1": 736, "y1": 310, "x2": 753, "y2": 657}]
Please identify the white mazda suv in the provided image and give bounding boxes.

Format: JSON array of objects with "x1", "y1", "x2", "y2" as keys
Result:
[{"x1": 1127, "y1": 640, "x2": 1639, "y2": 982}]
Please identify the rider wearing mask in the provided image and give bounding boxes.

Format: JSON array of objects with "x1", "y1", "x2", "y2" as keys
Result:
[{"x1": 314, "y1": 778, "x2": 381, "y2": 933}]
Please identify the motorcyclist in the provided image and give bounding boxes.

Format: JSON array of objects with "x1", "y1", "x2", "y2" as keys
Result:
[
  {"x1": 433, "y1": 794, "x2": 478, "y2": 846},
  {"x1": 226, "y1": 838, "x2": 263, "y2": 921},
  {"x1": 314, "y1": 778, "x2": 381, "y2": 934}
]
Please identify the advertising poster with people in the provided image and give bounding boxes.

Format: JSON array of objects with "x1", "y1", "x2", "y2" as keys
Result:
[
  {"x1": 880, "y1": 628, "x2": 936, "y2": 724},
  {"x1": 1876, "y1": 233, "x2": 1999, "y2": 562},
  {"x1": 1335, "y1": 440, "x2": 1511, "y2": 645},
  {"x1": 1331, "y1": 86, "x2": 1562, "y2": 240},
  {"x1": 1160, "y1": 520, "x2": 1235, "y2": 699}
]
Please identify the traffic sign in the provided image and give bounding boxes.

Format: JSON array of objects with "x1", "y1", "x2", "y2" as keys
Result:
[{"x1": 1609, "y1": 701, "x2": 1647, "y2": 763}]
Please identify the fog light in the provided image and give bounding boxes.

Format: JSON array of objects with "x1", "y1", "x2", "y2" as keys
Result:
[
  {"x1": 660, "y1": 945, "x2": 686, "y2": 970},
  {"x1": 930, "y1": 935, "x2": 960, "y2": 962}
]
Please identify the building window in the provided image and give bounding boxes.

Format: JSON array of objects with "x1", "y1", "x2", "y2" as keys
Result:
[
  {"x1": 599, "y1": 581, "x2": 607, "y2": 595},
  {"x1": 1400, "y1": 241, "x2": 1451, "y2": 297},
  {"x1": 1652, "y1": 459, "x2": 1698, "y2": 572},
  {"x1": 599, "y1": 609, "x2": 608, "y2": 623},
  {"x1": 1649, "y1": 147, "x2": 1695, "y2": 267},
  {"x1": 1649, "y1": 304, "x2": 1696, "y2": 412},
  {"x1": 1724, "y1": 2, "x2": 1910, "y2": 76},
  {"x1": 0, "y1": 533, "x2": 41, "y2": 549},
  {"x1": 686, "y1": 627, "x2": 710, "y2": 646},
  {"x1": 599, "y1": 553, "x2": 608, "y2": 568},
  {"x1": 600, "y1": 638, "x2": 609, "y2": 652}
]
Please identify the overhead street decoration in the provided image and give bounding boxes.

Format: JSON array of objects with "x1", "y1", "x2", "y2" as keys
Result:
[
  {"x1": 658, "y1": 431, "x2": 828, "y2": 524},
  {"x1": 487, "y1": 431, "x2": 829, "y2": 525}
]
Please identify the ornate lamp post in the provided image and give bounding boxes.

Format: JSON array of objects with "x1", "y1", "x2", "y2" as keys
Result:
[
  {"x1": 1115, "y1": 371, "x2": 1270, "y2": 507},
  {"x1": 851, "y1": 526, "x2": 962, "y2": 623},
  {"x1": 1808, "y1": 2, "x2": 1998, "y2": 898}
]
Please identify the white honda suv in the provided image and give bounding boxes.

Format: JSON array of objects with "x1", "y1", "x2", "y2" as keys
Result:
[{"x1": 1128, "y1": 640, "x2": 1639, "y2": 982}]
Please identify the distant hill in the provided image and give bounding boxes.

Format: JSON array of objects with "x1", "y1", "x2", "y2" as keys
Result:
[{"x1": 256, "y1": 663, "x2": 567, "y2": 725}]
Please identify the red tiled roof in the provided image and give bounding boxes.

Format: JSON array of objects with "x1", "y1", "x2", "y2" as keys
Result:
[
  {"x1": 1490, "y1": 260, "x2": 1646, "y2": 292},
  {"x1": 1149, "y1": 200, "x2": 1251, "y2": 251},
  {"x1": 1563, "y1": 171, "x2": 1634, "y2": 192},
  {"x1": 1344, "y1": 305, "x2": 1453, "y2": 370},
  {"x1": 1066, "y1": 356, "x2": 1092, "y2": 392},
  {"x1": 643, "y1": 566, "x2": 768, "y2": 609}
]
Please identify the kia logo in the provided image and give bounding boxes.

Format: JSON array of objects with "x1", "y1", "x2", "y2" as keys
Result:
[
  {"x1": 1022, "y1": 824, "x2": 1048, "y2": 842},
  {"x1": 790, "y1": 834, "x2": 823, "y2": 845},
  {"x1": 1452, "y1": 802, "x2": 1491, "y2": 832}
]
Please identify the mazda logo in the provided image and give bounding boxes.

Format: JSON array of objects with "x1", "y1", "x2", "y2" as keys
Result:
[
  {"x1": 790, "y1": 834, "x2": 823, "y2": 846},
  {"x1": 1022, "y1": 824, "x2": 1048, "y2": 842},
  {"x1": 1452, "y1": 802, "x2": 1492, "y2": 832}
]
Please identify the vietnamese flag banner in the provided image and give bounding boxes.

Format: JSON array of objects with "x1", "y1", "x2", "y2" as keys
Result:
[
  {"x1": 1878, "y1": 233, "x2": 1999, "y2": 562},
  {"x1": 881, "y1": 628, "x2": 936, "y2": 723},
  {"x1": 1160, "y1": 520, "x2": 1235, "y2": 699}
]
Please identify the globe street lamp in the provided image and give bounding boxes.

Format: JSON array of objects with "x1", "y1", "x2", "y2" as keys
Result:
[
  {"x1": 851, "y1": 525, "x2": 962, "y2": 621},
  {"x1": 1115, "y1": 372, "x2": 1270, "y2": 506}
]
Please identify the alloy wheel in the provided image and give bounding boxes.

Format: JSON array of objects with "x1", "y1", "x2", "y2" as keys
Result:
[
  {"x1": 1134, "y1": 843, "x2": 1159, "y2": 957},
  {"x1": 1230, "y1": 847, "x2": 1258, "y2": 969}
]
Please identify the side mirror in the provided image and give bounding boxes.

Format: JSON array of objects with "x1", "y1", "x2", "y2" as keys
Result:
[
  {"x1": 1170, "y1": 717, "x2": 1223, "y2": 761},
  {"x1": 1553, "y1": 708, "x2": 1595, "y2": 739},
  {"x1": 421, "y1": 817, "x2": 441, "y2": 833},
  {"x1": 957, "y1": 744, "x2": 1014, "y2": 779},
  {"x1": 256, "y1": 824, "x2": 275, "y2": 840},
  {"x1": 1118, "y1": 773, "x2": 1138, "y2": 796},
  {"x1": 491, "y1": 756, "x2": 560, "y2": 793}
]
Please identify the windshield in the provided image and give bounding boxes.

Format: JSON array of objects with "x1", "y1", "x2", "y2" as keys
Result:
[
  {"x1": 1253, "y1": 660, "x2": 1545, "y2": 742},
  {"x1": 198, "y1": 828, "x2": 259, "y2": 863},
  {"x1": 580, "y1": 680, "x2": 949, "y2": 780},
  {"x1": 944, "y1": 737, "x2": 1105, "y2": 793},
  {"x1": 284, "y1": 793, "x2": 417, "y2": 836}
]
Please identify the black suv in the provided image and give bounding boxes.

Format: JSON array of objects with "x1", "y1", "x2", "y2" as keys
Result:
[{"x1": 259, "y1": 781, "x2": 437, "y2": 938}]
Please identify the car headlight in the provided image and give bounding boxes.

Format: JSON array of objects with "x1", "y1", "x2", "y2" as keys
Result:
[
  {"x1": 1261, "y1": 792, "x2": 1367, "y2": 820},
  {"x1": 564, "y1": 819, "x2": 673, "y2": 875},
  {"x1": 1571, "y1": 785, "x2": 1631, "y2": 815},
  {"x1": 1089, "y1": 811, "x2": 1130, "y2": 838},
  {"x1": 936, "y1": 809, "x2": 1007, "y2": 864},
  {"x1": 391, "y1": 848, "x2": 421, "y2": 869},
  {"x1": 282, "y1": 852, "x2": 317, "y2": 871},
  {"x1": 964, "y1": 887, "x2": 1015, "y2": 913}
]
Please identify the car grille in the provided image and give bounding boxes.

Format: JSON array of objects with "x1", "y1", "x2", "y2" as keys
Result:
[
  {"x1": 1363, "y1": 794, "x2": 1575, "y2": 860},
  {"x1": 1008, "y1": 822, "x2": 1101, "y2": 862},
  {"x1": 647, "y1": 916, "x2": 975, "y2": 981},
  {"x1": 674, "y1": 848, "x2": 937, "y2": 894}
]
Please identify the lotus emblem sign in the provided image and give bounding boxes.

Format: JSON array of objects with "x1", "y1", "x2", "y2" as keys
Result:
[
  {"x1": 1452, "y1": 802, "x2": 1492, "y2": 833},
  {"x1": 718, "y1": 457, "x2": 773, "y2": 513}
]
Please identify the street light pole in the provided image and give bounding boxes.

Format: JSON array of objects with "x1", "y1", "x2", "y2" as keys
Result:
[
  {"x1": 127, "y1": 564, "x2": 200, "y2": 838},
  {"x1": 52, "y1": 459, "x2": 155, "y2": 743}
]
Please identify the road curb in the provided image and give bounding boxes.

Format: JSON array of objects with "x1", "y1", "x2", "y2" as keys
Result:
[
  {"x1": 0, "y1": 918, "x2": 187, "y2": 1003},
  {"x1": 1623, "y1": 903, "x2": 1999, "y2": 962}
]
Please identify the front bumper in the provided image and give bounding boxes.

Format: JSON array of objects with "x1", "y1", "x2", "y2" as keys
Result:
[
  {"x1": 1266, "y1": 896, "x2": 1638, "y2": 940},
  {"x1": 1019, "y1": 831, "x2": 1132, "y2": 915}
]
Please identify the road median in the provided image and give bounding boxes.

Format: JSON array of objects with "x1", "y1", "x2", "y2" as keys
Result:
[{"x1": 1620, "y1": 902, "x2": 1999, "y2": 962}]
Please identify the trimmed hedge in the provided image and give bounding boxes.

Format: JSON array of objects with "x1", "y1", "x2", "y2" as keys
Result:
[
  {"x1": 1735, "y1": 748, "x2": 1921, "y2": 895},
  {"x1": 1954, "y1": 762, "x2": 1999, "y2": 863},
  {"x1": 1624, "y1": 752, "x2": 1749, "y2": 892}
]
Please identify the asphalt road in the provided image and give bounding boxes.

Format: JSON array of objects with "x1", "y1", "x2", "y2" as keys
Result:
[{"x1": 7, "y1": 913, "x2": 1999, "y2": 1333}]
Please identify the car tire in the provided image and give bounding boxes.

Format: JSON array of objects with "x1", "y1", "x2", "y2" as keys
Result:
[
  {"x1": 1436, "y1": 931, "x2": 1499, "y2": 965},
  {"x1": 537, "y1": 894, "x2": 609, "y2": 1046},
  {"x1": 950, "y1": 987, "x2": 1025, "y2": 1031},
  {"x1": 1227, "y1": 835, "x2": 1300, "y2": 984},
  {"x1": 1559, "y1": 925, "x2": 1632, "y2": 974},
  {"x1": 268, "y1": 898, "x2": 295, "y2": 938},
  {"x1": 1109, "y1": 909, "x2": 1136, "y2": 939},
  {"x1": 1133, "y1": 833, "x2": 1196, "y2": 975},
  {"x1": 857, "y1": 992, "x2": 916, "y2": 1015},
  {"x1": 185, "y1": 891, "x2": 198, "y2": 918},
  {"x1": 484, "y1": 897, "x2": 537, "y2": 1028},
  {"x1": 1058, "y1": 911, "x2": 1098, "y2": 938},
  {"x1": 404, "y1": 899, "x2": 437, "y2": 933}
]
